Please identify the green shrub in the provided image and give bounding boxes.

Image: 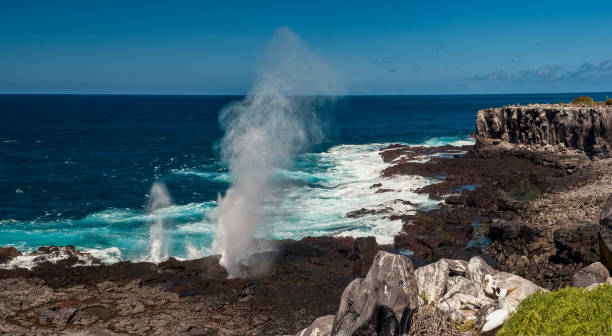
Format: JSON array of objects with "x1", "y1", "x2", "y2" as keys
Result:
[
  {"x1": 605, "y1": 98, "x2": 612, "y2": 105},
  {"x1": 570, "y1": 96, "x2": 595, "y2": 105},
  {"x1": 497, "y1": 284, "x2": 612, "y2": 336}
]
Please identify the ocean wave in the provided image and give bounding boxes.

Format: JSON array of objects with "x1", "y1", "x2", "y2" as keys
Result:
[
  {"x1": 423, "y1": 136, "x2": 475, "y2": 147},
  {"x1": 172, "y1": 168, "x2": 231, "y2": 183},
  {"x1": 1, "y1": 135, "x2": 469, "y2": 261},
  {"x1": 82, "y1": 247, "x2": 123, "y2": 264}
]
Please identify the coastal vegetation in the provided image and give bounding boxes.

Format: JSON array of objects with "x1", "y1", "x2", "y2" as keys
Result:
[
  {"x1": 497, "y1": 284, "x2": 612, "y2": 336},
  {"x1": 568, "y1": 96, "x2": 612, "y2": 106},
  {"x1": 570, "y1": 96, "x2": 595, "y2": 105}
]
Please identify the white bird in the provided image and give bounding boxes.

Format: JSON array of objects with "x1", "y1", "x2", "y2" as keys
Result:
[
  {"x1": 483, "y1": 274, "x2": 497, "y2": 298},
  {"x1": 482, "y1": 285, "x2": 517, "y2": 333}
]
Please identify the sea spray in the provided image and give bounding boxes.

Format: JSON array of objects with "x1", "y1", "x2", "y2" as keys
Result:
[
  {"x1": 147, "y1": 182, "x2": 173, "y2": 263},
  {"x1": 213, "y1": 27, "x2": 342, "y2": 278}
]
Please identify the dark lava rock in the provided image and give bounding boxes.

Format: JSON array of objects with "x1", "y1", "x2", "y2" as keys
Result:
[
  {"x1": 379, "y1": 144, "x2": 470, "y2": 164},
  {"x1": 572, "y1": 262, "x2": 611, "y2": 288},
  {"x1": 600, "y1": 194, "x2": 612, "y2": 272},
  {"x1": 488, "y1": 220, "x2": 521, "y2": 240},
  {"x1": 346, "y1": 207, "x2": 391, "y2": 218},
  {"x1": 476, "y1": 104, "x2": 612, "y2": 158},
  {"x1": 0, "y1": 246, "x2": 21, "y2": 264},
  {"x1": 552, "y1": 225, "x2": 599, "y2": 264},
  {"x1": 0, "y1": 237, "x2": 380, "y2": 335}
]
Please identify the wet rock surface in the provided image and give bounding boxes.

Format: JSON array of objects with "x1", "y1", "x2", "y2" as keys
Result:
[{"x1": 0, "y1": 247, "x2": 21, "y2": 264}]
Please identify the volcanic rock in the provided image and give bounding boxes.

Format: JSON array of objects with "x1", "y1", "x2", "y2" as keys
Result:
[
  {"x1": 0, "y1": 237, "x2": 380, "y2": 335},
  {"x1": 600, "y1": 194, "x2": 612, "y2": 272},
  {"x1": 0, "y1": 247, "x2": 20, "y2": 264},
  {"x1": 415, "y1": 259, "x2": 449, "y2": 304},
  {"x1": 331, "y1": 251, "x2": 418, "y2": 336},
  {"x1": 572, "y1": 262, "x2": 611, "y2": 288},
  {"x1": 476, "y1": 104, "x2": 612, "y2": 157},
  {"x1": 294, "y1": 315, "x2": 334, "y2": 336}
]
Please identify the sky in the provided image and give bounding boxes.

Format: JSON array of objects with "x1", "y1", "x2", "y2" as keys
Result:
[{"x1": 0, "y1": 0, "x2": 611, "y2": 95}]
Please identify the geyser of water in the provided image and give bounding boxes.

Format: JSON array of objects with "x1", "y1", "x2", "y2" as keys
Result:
[
  {"x1": 147, "y1": 182, "x2": 173, "y2": 263},
  {"x1": 213, "y1": 27, "x2": 342, "y2": 278}
]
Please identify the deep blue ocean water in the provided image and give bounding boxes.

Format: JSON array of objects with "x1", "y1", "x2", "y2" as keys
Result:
[{"x1": 1, "y1": 93, "x2": 610, "y2": 264}]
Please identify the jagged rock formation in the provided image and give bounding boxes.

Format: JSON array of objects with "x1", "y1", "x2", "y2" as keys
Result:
[
  {"x1": 296, "y1": 255, "x2": 543, "y2": 336},
  {"x1": 476, "y1": 104, "x2": 612, "y2": 157},
  {"x1": 331, "y1": 251, "x2": 418, "y2": 336}
]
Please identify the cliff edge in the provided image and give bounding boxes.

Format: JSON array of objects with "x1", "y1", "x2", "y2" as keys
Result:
[{"x1": 475, "y1": 104, "x2": 612, "y2": 158}]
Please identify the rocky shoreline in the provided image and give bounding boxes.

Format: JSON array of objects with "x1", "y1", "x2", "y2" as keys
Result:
[
  {"x1": 385, "y1": 103, "x2": 611, "y2": 289},
  {"x1": 0, "y1": 237, "x2": 378, "y2": 335},
  {"x1": 1, "y1": 103, "x2": 611, "y2": 335}
]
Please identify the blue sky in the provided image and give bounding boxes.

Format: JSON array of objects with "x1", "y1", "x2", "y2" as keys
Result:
[{"x1": 1, "y1": 1, "x2": 611, "y2": 94}]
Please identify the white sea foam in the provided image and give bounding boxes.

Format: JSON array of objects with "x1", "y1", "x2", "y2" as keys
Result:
[
  {"x1": 0, "y1": 136, "x2": 472, "y2": 263},
  {"x1": 264, "y1": 143, "x2": 442, "y2": 244},
  {"x1": 0, "y1": 246, "x2": 102, "y2": 270},
  {"x1": 82, "y1": 247, "x2": 123, "y2": 264},
  {"x1": 423, "y1": 136, "x2": 475, "y2": 147},
  {"x1": 172, "y1": 168, "x2": 230, "y2": 183}
]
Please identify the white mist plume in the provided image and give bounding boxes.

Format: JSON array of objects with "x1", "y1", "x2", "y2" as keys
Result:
[
  {"x1": 213, "y1": 27, "x2": 342, "y2": 278},
  {"x1": 147, "y1": 182, "x2": 172, "y2": 263}
]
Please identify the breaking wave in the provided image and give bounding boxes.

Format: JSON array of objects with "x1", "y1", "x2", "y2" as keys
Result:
[{"x1": 0, "y1": 136, "x2": 473, "y2": 265}]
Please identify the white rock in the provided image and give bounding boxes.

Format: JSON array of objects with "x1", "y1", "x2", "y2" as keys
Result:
[{"x1": 415, "y1": 260, "x2": 449, "y2": 305}]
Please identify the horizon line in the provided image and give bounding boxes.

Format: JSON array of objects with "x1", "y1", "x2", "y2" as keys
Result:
[{"x1": 0, "y1": 90, "x2": 611, "y2": 97}]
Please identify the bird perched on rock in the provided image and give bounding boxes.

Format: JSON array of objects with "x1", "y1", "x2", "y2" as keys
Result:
[
  {"x1": 481, "y1": 275, "x2": 517, "y2": 334},
  {"x1": 483, "y1": 273, "x2": 512, "y2": 300}
]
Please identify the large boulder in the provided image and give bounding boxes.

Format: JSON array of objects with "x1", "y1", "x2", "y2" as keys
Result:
[
  {"x1": 465, "y1": 256, "x2": 498, "y2": 289},
  {"x1": 415, "y1": 259, "x2": 449, "y2": 305},
  {"x1": 572, "y1": 262, "x2": 611, "y2": 288},
  {"x1": 600, "y1": 195, "x2": 612, "y2": 272},
  {"x1": 331, "y1": 251, "x2": 418, "y2": 336},
  {"x1": 295, "y1": 315, "x2": 334, "y2": 336}
]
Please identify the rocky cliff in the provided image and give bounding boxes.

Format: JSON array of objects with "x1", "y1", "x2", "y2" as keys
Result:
[{"x1": 476, "y1": 104, "x2": 612, "y2": 157}]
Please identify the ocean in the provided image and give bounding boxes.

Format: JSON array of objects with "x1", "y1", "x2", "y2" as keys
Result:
[{"x1": 1, "y1": 93, "x2": 610, "y2": 265}]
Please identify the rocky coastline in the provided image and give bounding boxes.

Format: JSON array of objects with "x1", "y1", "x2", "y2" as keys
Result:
[
  {"x1": 1, "y1": 103, "x2": 611, "y2": 335},
  {"x1": 386, "y1": 103, "x2": 611, "y2": 289}
]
